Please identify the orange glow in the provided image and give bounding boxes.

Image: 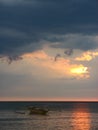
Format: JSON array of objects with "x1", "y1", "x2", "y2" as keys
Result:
[
  {"x1": 0, "y1": 97, "x2": 98, "y2": 101},
  {"x1": 71, "y1": 103, "x2": 91, "y2": 130},
  {"x1": 22, "y1": 51, "x2": 90, "y2": 79},
  {"x1": 22, "y1": 50, "x2": 49, "y2": 60},
  {"x1": 75, "y1": 51, "x2": 98, "y2": 61}
]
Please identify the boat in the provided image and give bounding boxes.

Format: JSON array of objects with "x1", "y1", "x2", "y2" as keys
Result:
[{"x1": 28, "y1": 106, "x2": 49, "y2": 115}]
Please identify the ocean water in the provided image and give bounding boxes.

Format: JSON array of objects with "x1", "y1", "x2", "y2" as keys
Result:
[{"x1": 0, "y1": 102, "x2": 98, "y2": 130}]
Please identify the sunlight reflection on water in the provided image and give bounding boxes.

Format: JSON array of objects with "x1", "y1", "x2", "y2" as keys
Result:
[{"x1": 71, "y1": 103, "x2": 91, "y2": 130}]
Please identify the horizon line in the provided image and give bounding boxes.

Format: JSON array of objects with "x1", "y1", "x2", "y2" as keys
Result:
[{"x1": 0, "y1": 100, "x2": 98, "y2": 102}]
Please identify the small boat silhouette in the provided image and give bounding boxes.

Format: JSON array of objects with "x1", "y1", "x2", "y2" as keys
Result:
[{"x1": 28, "y1": 106, "x2": 49, "y2": 115}]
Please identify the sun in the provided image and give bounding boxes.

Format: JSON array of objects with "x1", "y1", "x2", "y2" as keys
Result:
[{"x1": 70, "y1": 66, "x2": 88, "y2": 74}]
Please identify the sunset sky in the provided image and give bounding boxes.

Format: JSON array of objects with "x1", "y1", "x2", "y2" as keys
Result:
[{"x1": 0, "y1": 0, "x2": 98, "y2": 101}]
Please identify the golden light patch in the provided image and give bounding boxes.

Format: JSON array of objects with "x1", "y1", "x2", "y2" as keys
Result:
[
  {"x1": 75, "y1": 51, "x2": 98, "y2": 61},
  {"x1": 70, "y1": 65, "x2": 89, "y2": 79},
  {"x1": 71, "y1": 66, "x2": 88, "y2": 74}
]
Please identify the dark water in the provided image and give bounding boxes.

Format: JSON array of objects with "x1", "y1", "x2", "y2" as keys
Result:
[{"x1": 0, "y1": 102, "x2": 98, "y2": 130}]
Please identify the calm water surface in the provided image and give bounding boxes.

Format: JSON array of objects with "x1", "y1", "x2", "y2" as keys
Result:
[{"x1": 0, "y1": 102, "x2": 98, "y2": 130}]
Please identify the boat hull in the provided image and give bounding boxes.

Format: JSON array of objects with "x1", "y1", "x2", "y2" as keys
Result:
[
  {"x1": 28, "y1": 107, "x2": 48, "y2": 115},
  {"x1": 29, "y1": 109, "x2": 48, "y2": 115}
]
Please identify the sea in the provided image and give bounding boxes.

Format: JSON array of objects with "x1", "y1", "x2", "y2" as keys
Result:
[{"x1": 0, "y1": 101, "x2": 98, "y2": 130}]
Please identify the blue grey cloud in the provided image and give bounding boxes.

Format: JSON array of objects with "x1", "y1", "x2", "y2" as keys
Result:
[{"x1": 0, "y1": 0, "x2": 98, "y2": 60}]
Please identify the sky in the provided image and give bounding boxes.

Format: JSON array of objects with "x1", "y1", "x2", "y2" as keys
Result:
[{"x1": 0, "y1": 0, "x2": 98, "y2": 101}]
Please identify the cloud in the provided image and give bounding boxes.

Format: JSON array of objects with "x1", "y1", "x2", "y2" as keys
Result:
[
  {"x1": 64, "y1": 48, "x2": 73, "y2": 56},
  {"x1": 0, "y1": 0, "x2": 24, "y2": 5},
  {"x1": 0, "y1": 0, "x2": 98, "y2": 60},
  {"x1": 22, "y1": 50, "x2": 50, "y2": 60},
  {"x1": 75, "y1": 51, "x2": 98, "y2": 61},
  {"x1": 51, "y1": 34, "x2": 98, "y2": 50},
  {"x1": 22, "y1": 51, "x2": 90, "y2": 79}
]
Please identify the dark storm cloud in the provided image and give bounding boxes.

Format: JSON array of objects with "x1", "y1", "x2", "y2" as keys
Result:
[{"x1": 0, "y1": 0, "x2": 98, "y2": 59}]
